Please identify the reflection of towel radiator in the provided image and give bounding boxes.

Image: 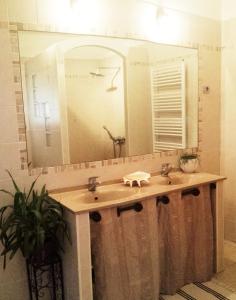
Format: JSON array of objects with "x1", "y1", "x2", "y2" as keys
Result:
[{"x1": 151, "y1": 61, "x2": 186, "y2": 151}]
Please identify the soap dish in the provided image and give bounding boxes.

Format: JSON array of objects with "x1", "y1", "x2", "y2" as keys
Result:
[{"x1": 123, "y1": 171, "x2": 151, "y2": 187}]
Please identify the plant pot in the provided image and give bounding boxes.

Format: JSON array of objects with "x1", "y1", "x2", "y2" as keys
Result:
[
  {"x1": 26, "y1": 252, "x2": 64, "y2": 300},
  {"x1": 29, "y1": 241, "x2": 58, "y2": 266},
  {"x1": 180, "y1": 158, "x2": 199, "y2": 173}
]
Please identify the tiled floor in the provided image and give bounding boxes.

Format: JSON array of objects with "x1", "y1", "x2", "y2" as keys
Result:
[
  {"x1": 161, "y1": 241, "x2": 236, "y2": 299},
  {"x1": 212, "y1": 240, "x2": 236, "y2": 292}
]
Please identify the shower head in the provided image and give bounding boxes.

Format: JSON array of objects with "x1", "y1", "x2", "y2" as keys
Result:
[
  {"x1": 106, "y1": 86, "x2": 117, "y2": 92},
  {"x1": 90, "y1": 72, "x2": 104, "y2": 77}
]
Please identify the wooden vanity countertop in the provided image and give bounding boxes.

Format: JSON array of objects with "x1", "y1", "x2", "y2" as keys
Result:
[{"x1": 50, "y1": 172, "x2": 226, "y2": 214}]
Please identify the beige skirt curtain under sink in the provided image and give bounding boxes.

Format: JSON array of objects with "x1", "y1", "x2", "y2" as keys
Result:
[
  {"x1": 91, "y1": 198, "x2": 160, "y2": 300},
  {"x1": 91, "y1": 184, "x2": 214, "y2": 299},
  {"x1": 158, "y1": 184, "x2": 214, "y2": 295}
]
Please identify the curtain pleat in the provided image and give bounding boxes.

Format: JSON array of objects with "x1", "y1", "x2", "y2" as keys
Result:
[
  {"x1": 91, "y1": 184, "x2": 214, "y2": 298},
  {"x1": 91, "y1": 198, "x2": 160, "y2": 300},
  {"x1": 158, "y1": 184, "x2": 214, "y2": 295}
]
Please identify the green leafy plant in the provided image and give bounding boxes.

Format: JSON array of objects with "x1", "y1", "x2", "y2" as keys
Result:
[
  {"x1": 180, "y1": 153, "x2": 198, "y2": 165},
  {"x1": 0, "y1": 170, "x2": 70, "y2": 269}
]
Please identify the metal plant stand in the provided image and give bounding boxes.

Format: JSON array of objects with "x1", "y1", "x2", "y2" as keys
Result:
[{"x1": 26, "y1": 254, "x2": 65, "y2": 300}]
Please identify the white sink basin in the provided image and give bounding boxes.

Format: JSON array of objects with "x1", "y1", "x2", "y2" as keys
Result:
[
  {"x1": 77, "y1": 188, "x2": 138, "y2": 203},
  {"x1": 156, "y1": 175, "x2": 189, "y2": 186}
]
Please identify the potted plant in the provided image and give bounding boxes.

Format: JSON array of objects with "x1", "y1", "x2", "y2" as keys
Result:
[
  {"x1": 179, "y1": 153, "x2": 199, "y2": 173},
  {"x1": 0, "y1": 171, "x2": 70, "y2": 298}
]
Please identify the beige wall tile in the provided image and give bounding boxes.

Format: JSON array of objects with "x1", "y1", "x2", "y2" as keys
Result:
[
  {"x1": 0, "y1": 29, "x2": 15, "y2": 107},
  {"x1": 0, "y1": 252, "x2": 29, "y2": 300},
  {"x1": 0, "y1": 179, "x2": 29, "y2": 300},
  {"x1": 225, "y1": 220, "x2": 236, "y2": 242},
  {"x1": 200, "y1": 150, "x2": 221, "y2": 174},
  {"x1": 7, "y1": 0, "x2": 37, "y2": 23},
  {"x1": 221, "y1": 17, "x2": 236, "y2": 243},
  {"x1": 0, "y1": 107, "x2": 18, "y2": 143},
  {"x1": 225, "y1": 204, "x2": 236, "y2": 222},
  {"x1": 0, "y1": 0, "x2": 8, "y2": 21},
  {"x1": 0, "y1": 178, "x2": 16, "y2": 205},
  {"x1": 0, "y1": 143, "x2": 20, "y2": 180}
]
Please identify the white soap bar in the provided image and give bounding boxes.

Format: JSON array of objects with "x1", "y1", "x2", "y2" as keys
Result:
[{"x1": 123, "y1": 171, "x2": 151, "y2": 187}]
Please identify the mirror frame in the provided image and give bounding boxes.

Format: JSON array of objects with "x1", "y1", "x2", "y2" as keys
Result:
[{"x1": 9, "y1": 22, "x2": 202, "y2": 176}]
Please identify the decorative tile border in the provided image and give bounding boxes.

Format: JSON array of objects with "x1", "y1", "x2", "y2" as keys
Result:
[{"x1": 8, "y1": 22, "x2": 221, "y2": 176}]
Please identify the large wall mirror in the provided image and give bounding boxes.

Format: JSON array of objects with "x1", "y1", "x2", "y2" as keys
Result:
[{"x1": 18, "y1": 31, "x2": 198, "y2": 168}]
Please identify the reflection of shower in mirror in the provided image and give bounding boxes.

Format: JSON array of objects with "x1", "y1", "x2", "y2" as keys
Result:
[
  {"x1": 106, "y1": 67, "x2": 120, "y2": 92},
  {"x1": 89, "y1": 67, "x2": 120, "y2": 92},
  {"x1": 89, "y1": 69, "x2": 104, "y2": 77},
  {"x1": 103, "y1": 126, "x2": 126, "y2": 158}
]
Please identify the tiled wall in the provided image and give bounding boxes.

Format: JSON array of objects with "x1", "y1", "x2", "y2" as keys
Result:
[
  {"x1": 0, "y1": 1, "x2": 221, "y2": 299},
  {"x1": 221, "y1": 17, "x2": 236, "y2": 242},
  {"x1": 0, "y1": 23, "x2": 29, "y2": 300}
]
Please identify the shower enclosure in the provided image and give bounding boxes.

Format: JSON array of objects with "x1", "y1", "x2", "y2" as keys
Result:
[{"x1": 64, "y1": 45, "x2": 126, "y2": 163}]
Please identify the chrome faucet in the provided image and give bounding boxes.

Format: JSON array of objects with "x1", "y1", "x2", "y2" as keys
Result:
[
  {"x1": 88, "y1": 176, "x2": 100, "y2": 192},
  {"x1": 161, "y1": 163, "x2": 172, "y2": 177}
]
